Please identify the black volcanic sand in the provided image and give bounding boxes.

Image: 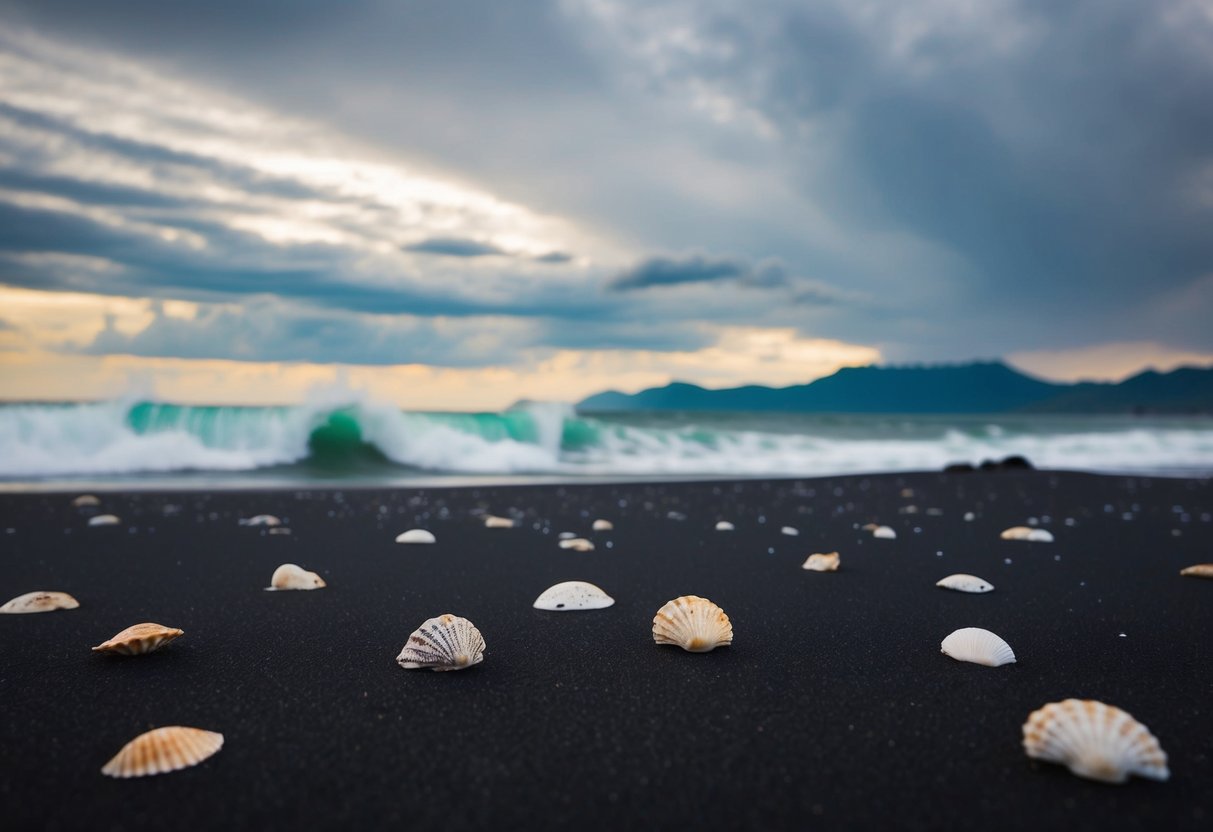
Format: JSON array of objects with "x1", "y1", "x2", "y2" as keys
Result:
[{"x1": 1, "y1": 471, "x2": 1211, "y2": 831}]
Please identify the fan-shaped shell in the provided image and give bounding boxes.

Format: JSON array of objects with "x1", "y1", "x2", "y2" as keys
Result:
[
  {"x1": 396, "y1": 529, "x2": 436, "y2": 544},
  {"x1": 101, "y1": 726, "x2": 224, "y2": 778},
  {"x1": 88, "y1": 514, "x2": 120, "y2": 527},
  {"x1": 93, "y1": 622, "x2": 184, "y2": 655},
  {"x1": 1180, "y1": 563, "x2": 1213, "y2": 579},
  {"x1": 781, "y1": 526, "x2": 799, "y2": 536},
  {"x1": 1022, "y1": 699, "x2": 1169, "y2": 783},
  {"x1": 484, "y1": 515, "x2": 515, "y2": 528},
  {"x1": 592, "y1": 519, "x2": 614, "y2": 531},
  {"x1": 266, "y1": 563, "x2": 326, "y2": 591},
  {"x1": 940, "y1": 627, "x2": 1016, "y2": 667},
  {"x1": 652, "y1": 595, "x2": 733, "y2": 653},
  {"x1": 802, "y1": 552, "x2": 840, "y2": 572},
  {"x1": 715, "y1": 521, "x2": 735, "y2": 531},
  {"x1": 239, "y1": 514, "x2": 281, "y2": 527},
  {"x1": 396, "y1": 614, "x2": 486, "y2": 671},
  {"x1": 558, "y1": 537, "x2": 595, "y2": 552},
  {"x1": 0, "y1": 591, "x2": 80, "y2": 614},
  {"x1": 72, "y1": 494, "x2": 100, "y2": 507},
  {"x1": 936, "y1": 574, "x2": 995, "y2": 593},
  {"x1": 533, "y1": 581, "x2": 615, "y2": 611},
  {"x1": 872, "y1": 525, "x2": 897, "y2": 539}
]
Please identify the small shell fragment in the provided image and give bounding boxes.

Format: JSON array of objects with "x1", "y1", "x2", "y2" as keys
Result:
[
  {"x1": 533, "y1": 581, "x2": 615, "y2": 611},
  {"x1": 72, "y1": 494, "x2": 101, "y2": 507},
  {"x1": 1022, "y1": 699, "x2": 1169, "y2": 783},
  {"x1": 239, "y1": 514, "x2": 281, "y2": 527},
  {"x1": 940, "y1": 627, "x2": 1016, "y2": 667},
  {"x1": 396, "y1": 529, "x2": 436, "y2": 544},
  {"x1": 715, "y1": 521, "x2": 735, "y2": 531},
  {"x1": 484, "y1": 515, "x2": 515, "y2": 528},
  {"x1": 1001, "y1": 526, "x2": 1054, "y2": 542},
  {"x1": 781, "y1": 526, "x2": 799, "y2": 536},
  {"x1": 1180, "y1": 564, "x2": 1213, "y2": 579},
  {"x1": 652, "y1": 595, "x2": 733, "y2": 653},
  {"x1": 936, "y1": 574, "x2": 995, "y2": 593},
  {"x1": 396, "y1": 614, "x2": 485, "y2": 671},
  {"x1": 93, "y1": 622, "x2": 184, "y2": 655},
  {"x1": 88, "y1": 514, "x2": 121, "y2": 527},
  {"x1": 592, "y1": 519, "x2": 614, "y2": 531},
  {"x1": 101, "y1": 726, "x2": 224, "y2": 778},
  {"x1": 558, "y1": 538, "x2": 595, "y2": 552},
  {"x1": 266, "y1": 563, "x2": 326, "y2": 591},
  {"x1": 871, "y1": 525, "x2": 897, "y2": 539},
  {"x1": 0, "y1": 591, "x2": 80, "y2": 614},
  {"x1": 802, "y1": 552, "x2": 840, "y2": 572},
  {"x1": 557, "y1": 531, "x2": 576, "y2": 539}
]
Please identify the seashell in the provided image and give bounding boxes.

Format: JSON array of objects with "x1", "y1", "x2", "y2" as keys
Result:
[
  {"x1": 715, "y1": 521, "x2": 735, "y2": 531},
  {"x1": 396, "y1": 529, "x2": 436, "y2": 544},
  {"x1": 89, "y1": 514, "x2": 121, "y2": 527},
  {"x1": 963, "y1": 512, "x2": 976, "y2": 521},
  {"x1": 0, "y1": 591, "x2": 80, "y2": 614},
  {"x1": 1022, "y1": 699, "x2": 1169, "y2": 783},
  {"x1": 557, "y1": 531, "x2": 576, "y2": 539},
  {"x1": 93, "y1": 622, "x2": 184, "y2": 655},
  {"x1": 936, "y1": 574, "x2": 994, "y2": 593},
  {"x1": 871, "y1": 525, "x2": 897, "y2": 539},
  {"x1": 396, "y1": 614, "x2": 485, "y2": 671},
  {"x1": 592, "y1": 519, "x2": 614, "y2": 531},
  {"x1": 802, "y1": 552, "x2": 840, "y2": 572},
  {"x1": 558, "y1": 537, "x2": 595, "y2": 552},
  {"x1": 101, "y1": 726, "x2": 224, "y2": 778},
  {"x1": 266, "y1": 563, "x2": 326, "y2": 591},
  {"x1": 940, "y1": 627, "x2": 1016, "y2": 667},
  {"x1": 239, "y1": 514, "x2": 281, "y2": 527},
  {"x1": 1001, "y1": 526, "x2": 1053, "y2": 542},
  {"x1": 484, "y1": 515, "x2": 515, "y2": 528},
  {"x1": 72, "y1": 494, "x2": 100, "y2": 507},
  {"x1": 533, "y1": 580, "x2": 615, "y2": 611},
  {"x1": 1179, "y1": 564, "x2": 1213, "y2": 579},
  {"x1": 652, "y1": 595, "x2": 733, "y2": 653},
  {"x1": 781, "y1": 526, "x2": 799, "y2": 536},
  {"x1": 898, "y1": 505, "x2": 919, "y2": 515}
]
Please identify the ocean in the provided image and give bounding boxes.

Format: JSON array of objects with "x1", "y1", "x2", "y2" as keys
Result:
[{"x1": 2, "y1": 398, "x2": 1212, "y2": 489}]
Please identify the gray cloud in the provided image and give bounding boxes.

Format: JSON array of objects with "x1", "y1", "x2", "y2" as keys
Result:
[
  {"x1": 404, "y1": 237, "x2": 506, "y2": 258},
  {"x1": 534, "y1": 251, "x2": 572, "y2": 264},
  {"x1": 610, "y1": 253, "x2": 788, "y2": 292}
]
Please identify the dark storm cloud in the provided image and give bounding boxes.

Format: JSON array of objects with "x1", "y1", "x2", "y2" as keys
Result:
[
  {"x1": 609, "y1": 253, "x2": 787, "y2": 292},
  {"x1": 404, "y1": 237, "x2": 506, "y2": 258}
]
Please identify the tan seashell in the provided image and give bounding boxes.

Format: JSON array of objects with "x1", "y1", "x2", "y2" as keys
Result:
[
  {"x1": 72, "y1": 494, "x2": 100, "y2": 507},
  {"x1": 396, "y1": 529, "x2": 436, "y2": 544},
  {"x1": 88, "y1": 514, "x2": 121, "y2": 527},
  {"x1": 940, "y1": 627, "x2": 1016, "y2": 667},
  {"x1": 558, "y1": 537, "x2": 595, "y2": 552},
  {"x1": 0, "y1": 591, "x2": 80, "y2": 614},
  {"x1": 396, "y1": 614, "x2": 486, "y2": 671},
  {"x1": 239, "y1": 514, "x2": 281, "y2": 527},
  {"x1": 484, "y1": 515, "x2": 515, "y2": 528},
  {"x1": 92, "y1": 622, "x2": 184, "y2": 655},
  {"x1": 266, "y1": 563, "x2": 326, "y2": 591},
  {"x1": 1001, "y1": 526, "x2": 1053, "y2": 542},
  {"x1": 101, "y1": 726, "x2": 224, "y2": 778},
  {"x1": 592, "y1": 519, "x2": 614, "y2": 531},
  {"x1": 1180, "y1": 564, "x2": 1213, "y2": 579},
  {"x1": 652, "y1": 595, "x2": 733, "y2": 653},
  {"x1": 936, "y1": 574, "x2": 995, "y2": 593},
  {"x1": 802, "y1": 552, "x2": 840, "y2": 572},
  {"x1": 1023, "y1": 699, "x2": 1169, "y2": 783},
  {"x1": 715, "y1": 520, "x2": 735, "y2": 531},
  {"x1": 871, "y1": 525, "x2": 897, "y2": 539}
]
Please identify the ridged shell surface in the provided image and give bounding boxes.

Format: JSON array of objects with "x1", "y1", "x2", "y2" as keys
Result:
[
  {"x1": 1022, "y1": 699, "x2": 1169, "y2": 783},
  {"x1": 267, "y1": 563, "x2": 326, "y2": 590},
  {"x1": 88, "y1": 514, "x2": 120, "y2": 526},
  {"x1": 802, "y1": 552, "x2": 840, "y2": 572},
  {"x1": 872, "y1": 525, "x2": 897, "y2": 539},
  {"x1": 715, "y1": 521, "x2": 735, "y2": 531},
  {"x1": 652, "y1": 595, "x2": 733, "y2": 653},
  {"x1": 396, "y1": 529, "x2": 436, "y2": 544},
  {"x1": 484, "y1": 515, "x2": 515, "y2": 528},
  {"x1": 101, "y1": 726, "x2": 224, "y2": 778},
  {"x1": 558, "y1": 538, "x2": 595, "y2": 552},
  {"x1": 936, "y1": 574, "x2": 995, "y2": 593},
  {"x1": 533, "y1": 581, "x2": 615, "y2": 611},
  {"x1": 940, "y1": 627, "x2": 1016, "y2": 667},
  {"x1": 592, "y1": 519, "x2": 614, "y2": 531},
  {"x1": 397, "y1": 614, "x2": 486, "y2": 671},
  {"x1": 1180, "y1": 564, "x2": 1213, "y2": 579},
  {"x1": 0, "y1": 591, "x2": 80, "y2": 614},
  {"x1": 93, "y1": 623, "x2": 184, "y2": 655}
]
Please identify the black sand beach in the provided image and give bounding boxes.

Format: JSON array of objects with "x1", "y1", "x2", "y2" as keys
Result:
[{"x1": 1, "y1": 471, "x2": 1210, "y2": 831}]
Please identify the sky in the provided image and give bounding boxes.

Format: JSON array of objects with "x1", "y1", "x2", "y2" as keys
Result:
[{"x1": 1, "y1": 0, "x2": 1211, "y2": 409}]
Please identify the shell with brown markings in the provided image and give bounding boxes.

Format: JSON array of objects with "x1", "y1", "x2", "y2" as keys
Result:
[
  {"x1": 92, "y1": 622, "x2": 184, "y2": 655},
  {"x1": 802, "y1": 552, "x2": 840, "y2": 572},
  {"x1": 652, "y1": 595, "x2": 733, "y2": 653},
  {"x1": 1022, "y1": 699, "x2": 1169, "y2": 783},
  {"x1": 0, "y1": 591, "x2": 80, "y2": 614},
  {"x1": 101, "y1": 726, "x2": 224, "y2": 778},
  {"x1": 396, "y1": 614, "x2": 486, "y2": 671}
]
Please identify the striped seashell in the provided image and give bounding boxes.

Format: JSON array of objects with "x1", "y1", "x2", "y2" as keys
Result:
[
  {"x1": 101, "y1": 726, "x2": 224, "y2": 778},
  {"x1": 871, "y1": 525, "x2": 897, "y2": 539},
  {"x1": 1001, "y1": 526, "x2": 1053, "y2": 542},
  {"x1": 72, "y1": 494, "x2": 100, "y2": 507},
  {"x1": 396, "y1": 614, "x2": 486, "y2": 671},
  {"x1": 239, "y1": 514, "x2": 281, "y2": 527},
  {"x1": 1180, "y1": 564, "x2": 1213, "y2": 579},
  {"x1": 1023, "y1": 699, "x2": 1169, "y2": 783},
  {"x1": 652, "y1": 595, "x2": 733, "y2": 653},
  {"x1": 592, "y1": 519, "x2": 614, "y2": 531},
  {"x1": 940, "y1": 627, "x2": 1016, "y2": 667},
  {"x1": 396, "y1": 529, "x2": 436, "y2": 544},
  {"x1": 88, "y1": 514, "x2": 121, "y2": 527},
  {"x1": 266, "y1": 563, "x2": 326, "y2": 591},
  {"x1": 558, "y1": 537, "x2": 595, "y2": 552},
  {"x1": 484, "y1": 515, "x2": 515, "y2": 528},
  {"x1": 0, "y1": 591, "x2": 80, "y2": 614},
  {"x1": 93, "y1": 622, "x2": 184, "y2": 655},
  {"x1": 533, "y1": 581, "x2": 615, "y2": 611},
  {"x1": 936, "y1": 574, "x2": 995, "y2": 593},
  {"x1": 802, "y1": 552, "x2": 840, "y2": 572},
  {"x1": 715, "y1": 521, "x2": 735, "y2": 531}
]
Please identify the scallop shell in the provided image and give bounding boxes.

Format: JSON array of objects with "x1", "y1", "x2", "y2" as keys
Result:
[
  {"x1": 533, "y1": 581, "x2": 615, "y2": 611},
  {"x1": 1022, "y1": 699, "x2": 1169, "y2": 783},
  {"x1": 88, "y1": 514, "x2": 121, "y2": 527},
  {"x1": 1001, "y1": 526, "x2": 1053, "y2": 542},
  {"x1": 396, "y1": 529, "x2": 436, "y2": 544},
  {"x1": 396, "y1": 614, "x2": 486, "y2": 671},
  {"x1": 592, "y1": 519, "x2": 614, "y2": 531},
  {"x1": 802, "y1": 552, "x2": 840, "y2": 572},
  {"x1": 936, "y1": 574, "x2": 995, "y2": 593},
  {"x1": 266, "y1": 563, "x2": 326, "y2": 591},
  {"x1": 484, "y1": 515, "x2": 515, "y2": 528},
  {"x1": 93, "y1": 622, "x2": 184, "y2": 655},
  {"x1": 239, "y1": 514, "x2": 281, "y2": 527},
  {"x1": 652, "y1": 595, "x2": 733, "y2": 653},
  {"x1": 101, "y1": 726, "x2": 224, "y2": 778},
  {"x1": 940, "y1": 627, "x2": 1016, "y2": 667},
  {"x1": 871, "y1": 525, "x2": 897, "y2": 539},
  {"x1": 1180, "y1": 564, "x2": 1213, "y2": 579},
  {"x1": 781, "y1": 526, "x2": 799, "y2": 536},
  {"x1": 72, "y1": 494, "x2": 100, "y2": 507},
  {"x1": 558, "y1": 538, "x2": 595, "y2": 552},
  {"x1": 715, "y1": 521, "x2": 735, "y2": 531},
  {"x1": 0, "y1": 591, "x2": 80, "y2": 614}
]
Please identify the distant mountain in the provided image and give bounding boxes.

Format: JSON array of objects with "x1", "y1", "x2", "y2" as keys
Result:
[{"x1": 576, "y1": 362, "x2": 1213, "y2": 414}]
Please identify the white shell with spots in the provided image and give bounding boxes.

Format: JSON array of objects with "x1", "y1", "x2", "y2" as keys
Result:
[{"x1": 533, "y1": 581, "x2": 615, "y2": 611}]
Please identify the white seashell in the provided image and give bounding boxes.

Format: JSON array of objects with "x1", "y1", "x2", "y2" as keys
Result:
[
  {"x1": 936, "y1": 574, "x2": 995, "y2": 593},
  {"x1": 652, "y1": 595, "x2": 733, "y2": 653},
  {"x1": 0, "y1": 591, "x2": 80, "y2": 614},
  {"x1": 940, "y1": 627, "x2": 1016, "y2": 667},
  {"x1": 1001, "y1": 525, "x2": 1053, "y2": 542},
  {"x1": 93, "y1": 622, "x2": 184, "y2": 655},
  {"x1": 1028, "y1": 529, "x2": 1054, "y2": 542},
  {"x1": 396, "y1": 529, "x2": 436, "y2": 544},
  {"x1": 715, "y1": 521, "x2": 735, "y2": 531},
  {"x1": 592, "y1": 519, "x2": 614, "y2": 531},
  {"x1": 802, "y1": 552, "x2": 840, "y2": 572},
  {"x1": 101, "y1": 726, "x2": 224, "y2": 778},
  {"x1": 396, "y1": 614, "x2": 485, "y2": 671},
  {"x1": 558, "y1": 537, "x2": 595, "y2": 552},
  {"x1": 781, "y1": 526, "x2": 799, "y2": 536},
  {"x1": 1022, "y1": 699, "x2": 1169, "y2": 783},
  {"x1": 533, "y1": 581, "x2": 615, "y2": 611},
  {"x1": 871, "y1": 525, "x2": 897, "y2": 539},
  {"x1": 240, "y1": 514, "x2": 281, "y2": 527},
  {"x1": 963, "y1": 512, "x2": 976, "y2": 522},
  {"x1": 1180, "y1": 563, "x2": 1213, "y2": 579},
  {"x1": 89, "y1": 514, "x2": 121, "y2": 527},
  {"x1": 484, "y1": 515, "x2": 515, "y2": 528},
  {"x1": 72, "y1": 494, "x2": 100, "y2": 507},
  {"x1": 266, "y1": 563, "x2": 326, "y2": 591},
  {"x1": 557, "y1": 532, "x2": 576, "y2": 539}
]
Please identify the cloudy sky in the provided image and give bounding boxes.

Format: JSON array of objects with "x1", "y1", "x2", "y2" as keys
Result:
[{"x1": 1, "y1": 0, "x2": 1211, "y2": 408}]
